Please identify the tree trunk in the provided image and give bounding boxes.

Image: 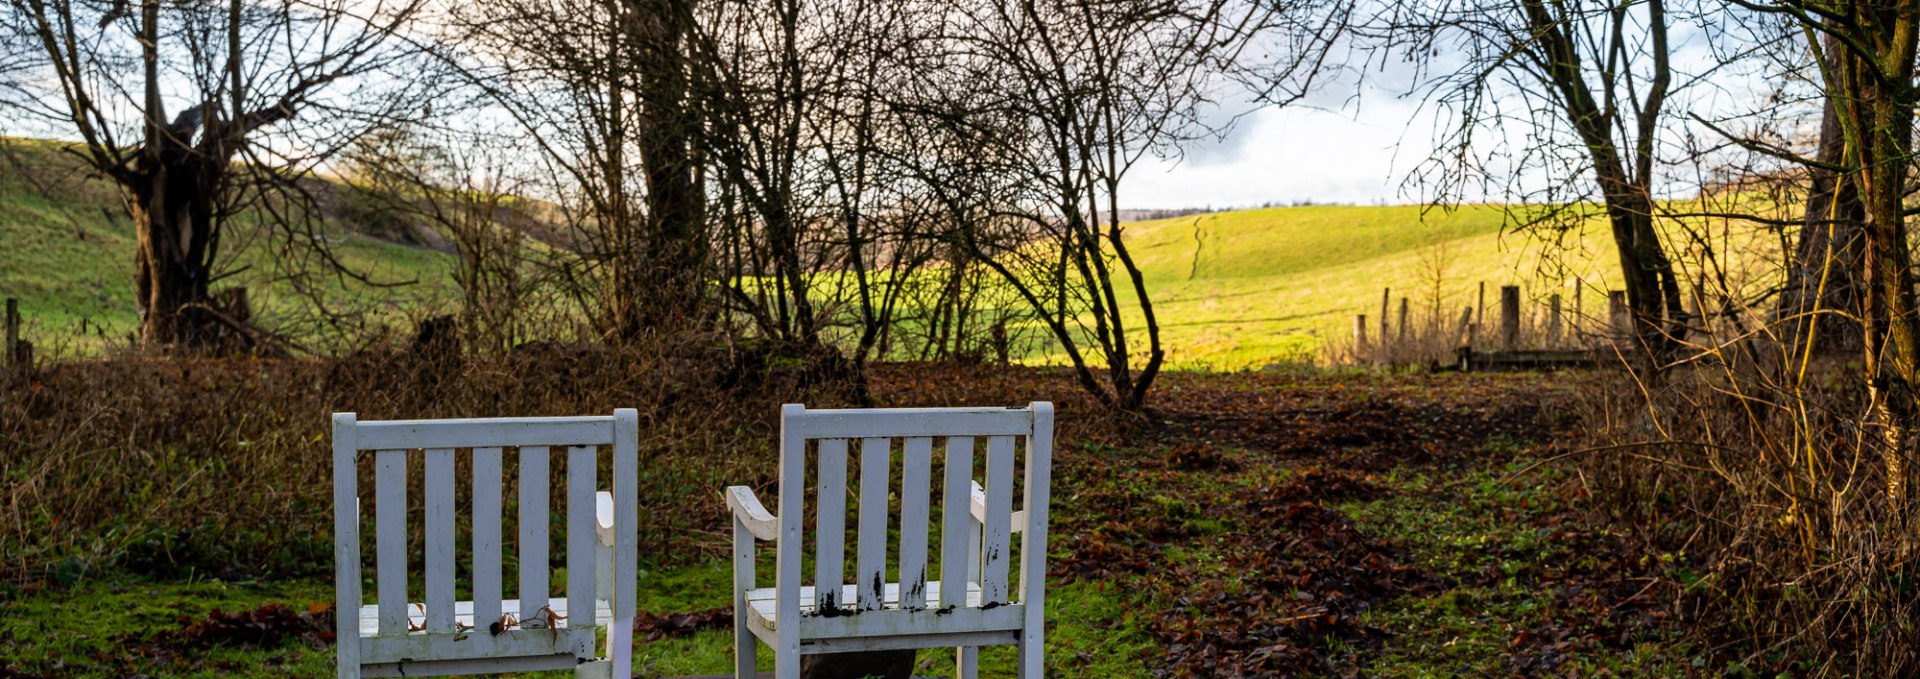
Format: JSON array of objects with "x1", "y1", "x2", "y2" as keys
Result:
[
  {"x1": 1604, "y1": 191, "x2": 1684, "y2": 352},
  {"x1": 130, "y1": 139, "x2": 221, "y2": 348},
  {"x1": 631, "y1": 0, "x2": 709, "y2": 332},
  {"x1": 1855, "y1": 51, "x2": 1920, "y2": 512},
  {"x1": 1779, "y1": 39, "x2": 1866, "y2": 356}
]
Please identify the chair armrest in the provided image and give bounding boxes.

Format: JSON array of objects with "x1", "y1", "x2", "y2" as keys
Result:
[
  {"x1": 727, "y1": 486, "x2": 778, "y2": 541},
  {"x1": 595, "y1": 491, "x2": 616, "y2": 547},
  {"x1": 969, "y1": 480, "x2": 1027, "y2": 533}
]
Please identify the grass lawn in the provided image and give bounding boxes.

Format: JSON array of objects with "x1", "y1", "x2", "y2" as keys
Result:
[{"x1": 0, "y1": 369, "x2": 1705, "y2": 678}]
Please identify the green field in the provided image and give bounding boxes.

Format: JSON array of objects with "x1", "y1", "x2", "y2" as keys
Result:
[
  {"x1": 3, "y1": 136, "x2": 1678, "y2": 368},
  {"x1": 1111, "y1": 204, "x2": 1636, "y2": 368},
  {"x1": 0, "y1": 138, "x2": 456, "y2": 356}
]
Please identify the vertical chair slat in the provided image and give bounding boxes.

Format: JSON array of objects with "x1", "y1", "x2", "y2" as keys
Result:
[
  {"x1": 939, "y1": 436, "x2": 975, "y2": 608},
  {"x1": 375, "y1": 449, "x2": 409, "y2": 635},
  {"x1": 518, "y1": 446, "x2": 550, "y2": 620},
  {"x1": 331, "y1": 414, "x2": 360, "y2": 678},
  {"x1": 566, "y1": 445, "x2": 597, "y2": 632},
  {"x1": 898, "y1": 436, "x2": 933, "y2": 609},
  {"x1": 815, "y1": 438, "x2": 848, "y2": 611},
  {"x1": 424, "y1": 447, "x2": 456, "y2": 633},
  {"x1": 980, "y1": 435, "x2": 1015, "y2": 604},
  {"x1": 856, "y1": 437, "x2": 890, "y2": 611},
  {"x1": 472, "y1": 446, "x2": 504, "y2": 630}
]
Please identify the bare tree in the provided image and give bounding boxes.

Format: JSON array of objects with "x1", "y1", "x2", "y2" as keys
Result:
[
  {"x1": 1368, "y1": 0, "x2": 1707, "y2": 352},
  {"x1": 453, "y1": 0, "x2": 708, "y2": 343},
  {"x1": 1, "y1": 0, "x2": 434, "y2": 348},
  {"x1": 342, "y1": 125, "x2": 547, "y2": 354},
  {"x1": 887, "y1": 0, "x2": 1306, "y2": 411}
]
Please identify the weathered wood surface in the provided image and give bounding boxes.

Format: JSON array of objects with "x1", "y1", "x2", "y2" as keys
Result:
[
  {"x1": 333, "y1": 410, "x2": 639, "y2": 679},
  {"x1": 730, "y1": 402, "x2": 1055, "y2": 679}
]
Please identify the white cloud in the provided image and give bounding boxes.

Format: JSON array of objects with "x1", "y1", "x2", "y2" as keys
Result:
[{"x1": 1121, "y1": 92, "x2": 1431, "y2": 209}]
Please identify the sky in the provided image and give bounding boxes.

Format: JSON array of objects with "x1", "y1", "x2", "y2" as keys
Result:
[
  {"x1": 1118, "y1": 95, "x2": 1432, "y2": 210},
  {"x1": 1116, "y1": 42, "x2": 1444, "y2": 212}
]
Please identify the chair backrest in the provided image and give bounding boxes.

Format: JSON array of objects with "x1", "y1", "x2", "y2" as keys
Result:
[
  {"x1": 330, "y1": 410, "x2": 638, "y2": 668},
  {"x1": 772, "y1": 402, "x2": 1053, "y2": 616}
]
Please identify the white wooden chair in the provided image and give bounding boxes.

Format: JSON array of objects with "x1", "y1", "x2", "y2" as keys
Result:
[
  {"x1": 727, "y1": 402, "x2": 1055, "y2": 678},
  {"x1": 331, "y1": 410, "x2": 640, "y2": 678}
]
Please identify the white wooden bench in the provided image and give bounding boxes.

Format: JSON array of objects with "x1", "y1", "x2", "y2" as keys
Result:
[
  {"x1": 332, "y1": 410, "x2": 640, "y2": 678},
  {"x1": 727, "y1": 402, "x2": 1055, "y2": 678}
]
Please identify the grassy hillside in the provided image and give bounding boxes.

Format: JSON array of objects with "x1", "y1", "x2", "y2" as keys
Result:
[
  {"x1": 0, "y1": 138, "x2": 457, "y2": 355},
  {"x1": 1113, "y1": 204, "x2": 1633, "y2": 368},
  {"x1": 4, "y1": 136, "x2": 1769, "y2": 368}
]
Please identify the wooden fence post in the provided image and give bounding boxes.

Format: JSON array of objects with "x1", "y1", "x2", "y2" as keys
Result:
[
  {"x1": 1397, "y1": 297, "x2": 1409, "y2": 343},
  {"x1": 1573, "y1": 280, "x2": 1584, "y2": 340},
  {"x1": 1354, "y1": 314, "x2": 1369, "y2": 356},
  {"x1": 1500, "y1": 285, "x2": 1521, "y2": 350},
  {"x1": 1547, "y1": 294, "x2": 1563, "y2": 347},
  {"x1": 1379, "y1": 288, "x2": 1391, "y2": 346},
  {"x1": 1477, "y1": 282, "x2": 1486, "y2": 329},
  {"x1": 1456, "y1": 306, "x2": 1474, "y2": 347}
]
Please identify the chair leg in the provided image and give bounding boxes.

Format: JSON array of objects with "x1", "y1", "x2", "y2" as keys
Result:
[
  {"x1": 955, "y1": 646, "x2": 979, "y2": 679},
  {"x1": 733, "y1": 610, "x2": 754, "y2": 678},
  {"x1": 776, "y1": 647, "x2": 801, "y2": 679},
  {"x1": 1018, "y1": 633, "x2": 1043, "y2": 679},
  {"x1": 734, "y1": 518, "x2": 758, "y2": 679}
]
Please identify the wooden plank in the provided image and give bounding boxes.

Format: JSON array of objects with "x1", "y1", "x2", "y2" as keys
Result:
[
  {"x1": 355, "y1": 597, "x2": 611, "y2": 634},
  {"x1": 332, "y1": 414, "x2": 361, "y2": 678},
  {"x1": 612, "y1": 409, "x2": 640, "y2": 679},
  {"x1": 362, "y1": 653, "x2": 580, "y2": 678},
  {"x1": 979, "y1": 436, "x2": 1014, "y2": 605},
  {"x1": 1500, "y1": 285, "x2": 1521, "y2": 349},
  {"x1": 356, "y1": 417, "x2": 614, "y2": 451},
  {"x1": 1018, "y1": 402, "x2": 1054, "y2": 676},
  {"x1": 726, "y1": 487, "x2": 778, "y2": 541},
  {"x1": 939, "y1": 436, "x2": 974, "y2": 608},
  {"x1": 970, "y1": 481, "x2": 1028, "y2": 531},
  {"x1": 423, "y1": 447, "x2": 455, "y2": 633},
  {"x1": 774, "y1": 404, "x2": 806, "y2": 679},
  {"x1": 787, "y1": 407, "x2": 1032, "y2": 439},
  {"x1": 897, "y1": 437, "x2": 933, "y2": 609},
  {"x1": 375, "y1": 449, "x2": 408, "y2": 635},
  {"x1": 814, "y1": 438, "x2": 848, "y2": 611},
  {"x1": 471, "y1": 447, "x2": 504, "y2": 634},
  {"x1": 360, "y1": 626, "x2": 593, "y2": 664},
  {"x1": 855, "y1": 437, "x2": 889, "y2": 611},
  {"x1": 566, "y1": 445, "x2": 597, "y2": 636},
  {"x1": 733, "y1": 506, "x2": 757, "y2": 679},
  {"x1": 519, "y1": 446, "x2": 550, "y2": 620}
]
